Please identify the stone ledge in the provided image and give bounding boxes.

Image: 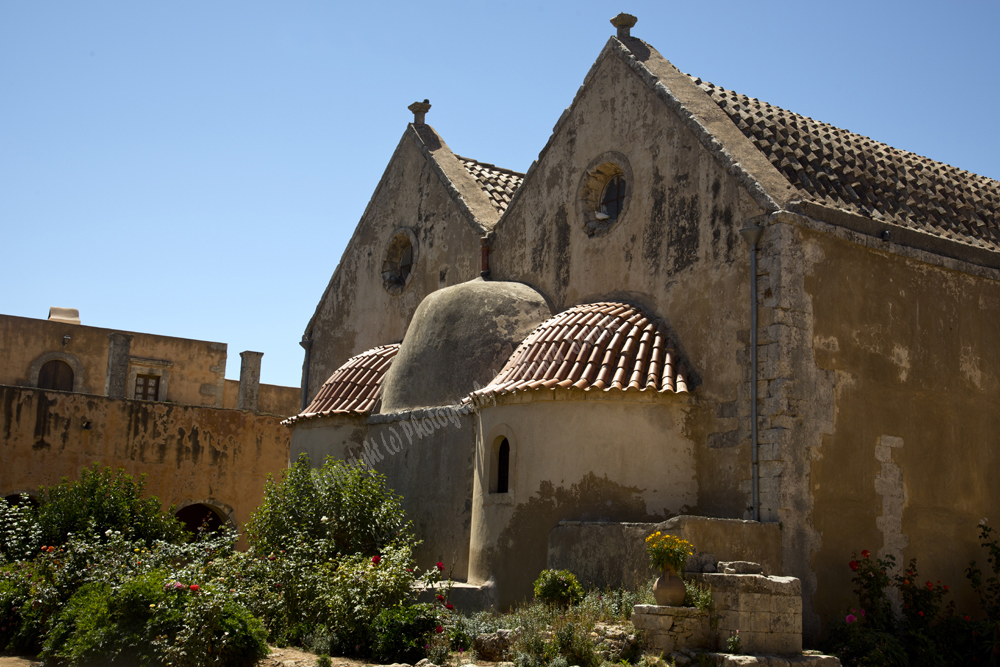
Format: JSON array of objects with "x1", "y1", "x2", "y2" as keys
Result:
[
  {"x1": 693, "y1": 573, "x2": 802, "y2": 596},
  {"x1": 699, "y1": 651, "x2": 841, "y2": 666},
  {"x1": 634, "y1": 604, "x2": 707, "y2": 617}
]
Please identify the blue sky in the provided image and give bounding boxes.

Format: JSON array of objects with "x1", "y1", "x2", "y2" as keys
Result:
[{"x1": 2, "y1": 1, "x2": 997, "y2": 388}]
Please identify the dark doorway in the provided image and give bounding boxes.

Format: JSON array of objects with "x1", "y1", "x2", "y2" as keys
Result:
[
  {"x1": 38, "y1": 359, "x2": 74, "y2": 391},
  {"x1": 176, "y1": 504, "x2": 224, "y2": 535}
]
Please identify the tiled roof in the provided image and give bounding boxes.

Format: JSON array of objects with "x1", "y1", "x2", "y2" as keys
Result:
[
  {"x1": 284, "y1": 344, "x2": 399, "y2": 424},
  {"x1": 457, "y1": 156, "x2": 524, "y2": 214},
  {"x1": 694, "y1": 78, "x2": 1000, "y2": 253},
  {"x1": 468, "y1": 302, "x2": 689, "y2": 405}
]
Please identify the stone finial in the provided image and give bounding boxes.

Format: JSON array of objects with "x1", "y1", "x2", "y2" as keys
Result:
[
  {"x1": 408, "y1": 99, "x2": 431, "y2": 125},
  {"x1": 610, "y1": 12, "x2": 637, "y2": 39}
]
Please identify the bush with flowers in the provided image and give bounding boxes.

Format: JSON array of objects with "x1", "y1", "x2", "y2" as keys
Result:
[
  {"x1": 534, "y1": 569, "x2": 585, "y2": 608},
  {"x1": 824, "y1": 536, "x2": 1000, "y2": 667},
  {"x1": 644, "y1": 532, "x2": 694, "y2": 573}
]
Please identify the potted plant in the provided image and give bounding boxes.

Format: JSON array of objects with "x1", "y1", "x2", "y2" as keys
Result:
[{"x1": 645, "y1": 531, "x2": 694, "y2": 606}]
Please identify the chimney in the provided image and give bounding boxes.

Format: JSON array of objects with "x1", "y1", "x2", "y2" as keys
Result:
[
  {"x1": 408, "y1": 99, "x2": 431, "y2": 125},
  {"x1": 237, "y1": 351, "x2": 264, "y2": 411},
  {"x1": 105, "y1": 332, "x2": 134, "y2": 399},
  {"x1": 48, "y1": 307, "x2": 80, "y2": 325},
  {"x1": 610, "y1": 12, "x2": 637, "y2": 39}
]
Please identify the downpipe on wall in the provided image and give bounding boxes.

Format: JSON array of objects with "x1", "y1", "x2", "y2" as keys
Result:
[
  {"x1": 739, "y1": 220, "x2": 765, "y2": 522},
  {"x1": 299, "y1": 335, "x2": 312, "y2": 412}
]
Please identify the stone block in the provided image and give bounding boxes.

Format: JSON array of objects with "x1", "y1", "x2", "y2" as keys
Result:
[
  {"x1": 740, "y1": 592, "x2": 773, "y2": 613},
  {"x1": 770, "y1": 595, "x2": 801, "y2": 615}
]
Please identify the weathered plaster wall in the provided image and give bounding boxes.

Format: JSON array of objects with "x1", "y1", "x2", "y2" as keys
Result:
[
  {"x1": 489, "y1": 49, "x2": 767, "y2": 520},
  {"x1": 290, "y1": 407, "x2": 477, "y2": 579},
  {"x1": 0, "y1": 315, "x2": 228, "y2": 407},
  {"x1": 794, "y1": 224, "x2": 1000, "y2": 627},
  {"x1": 469, "y1": 395, "x2": 698, "y2": 607},
  {"x1": 222, "y1": 379, "x2": 301, "y2": 417},
  {"x1": 0, "y1": 385, "x2": 289, "y2": 544},
  {"x1": 304, "y1": 128, "x2": 487, "y2": 404}
]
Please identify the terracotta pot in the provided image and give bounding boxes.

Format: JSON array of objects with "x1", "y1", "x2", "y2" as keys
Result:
[{"x1": 652, "y1": 567, "x2": 686, "y2": 606}]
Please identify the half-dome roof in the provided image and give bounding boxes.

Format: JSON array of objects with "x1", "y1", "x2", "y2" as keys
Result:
[
  {"x1": 284, "y1": 344, "x2": 400, "y2": 424},
  {"x1": 468, "y1": 302, "x2": 689, "y2": 405}
]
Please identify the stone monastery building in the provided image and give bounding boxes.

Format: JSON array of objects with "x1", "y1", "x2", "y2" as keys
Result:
[{"x1": 287, "y1": 14, "x2": 1000, "y2": 638}]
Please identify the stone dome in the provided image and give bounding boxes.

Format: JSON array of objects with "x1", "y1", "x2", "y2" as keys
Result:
[{"x1": 379, "y1": 279, "x2": 551, "y2": 412}]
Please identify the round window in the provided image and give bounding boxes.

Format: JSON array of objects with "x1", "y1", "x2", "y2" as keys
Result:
[
  {"x1": 381, "y1": 228, "x2": 418, "y2": 295},
  {"x1": 578, "y1": 151, "x2": 632, "y2": 238}
]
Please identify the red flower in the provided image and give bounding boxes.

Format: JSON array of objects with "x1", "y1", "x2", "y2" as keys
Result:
[
  {"x1": 861, "y1": 550, "x2": 870, "y2": 559},
  {"x1": 926, "y1": 581, "x2": 933, "y2": 590},
  {"x1": 919, "y1": 611, "x2": 924, "y2": 617},
  {"x1": 849, "y1": 560, "x2": 860, "y2": 571},
  {"x1": 372, "y1": 555, "x2": 381, "y2": 565},
  {"x1": 435, "y1": 625, "x2": 444, "y2": 633},
  {"x1": 189, "y1": 585, "x2": 200, "y2": 592},
  {"x1": 436, "y1": 594, "x2": 445, "y2": 602},
  {"x1": 47, "y1": 546, "x2": 55, "y2": 553},
  {"x1": 964, "y1": 615, "x2": 971, "y2": 621},
  {"x1": 944, "y1": 585, "x2": 949, "y2": 591},
  {"x1": 446, "y1": 603, "x2": 455, "y2": 610},
  {"x1": 436, "y1": 562, "x2": 445, "y2": 571}
]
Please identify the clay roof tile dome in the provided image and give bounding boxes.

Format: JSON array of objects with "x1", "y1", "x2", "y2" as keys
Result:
[
  {"x1": 283, "y1": 344, "x2": 400, "y2": 424},
  {"x1": 468, "y1": 301, "x2": 691, "y2": 405}
]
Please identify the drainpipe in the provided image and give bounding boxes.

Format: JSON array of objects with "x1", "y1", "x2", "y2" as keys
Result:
[
  {"x1": 299, "y1": 335, "x2": 312, "y2": 412},
  {"x1": 481, "y1": 232, "x2": 495, "y2": 280},
  {"x1": 739, "y1": 221, "x2": 765, "y2": 522}
]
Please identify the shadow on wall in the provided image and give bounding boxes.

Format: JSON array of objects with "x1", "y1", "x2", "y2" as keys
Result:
[{"x1": 485, "y1": 473, "x2": 667, "y2": 607}]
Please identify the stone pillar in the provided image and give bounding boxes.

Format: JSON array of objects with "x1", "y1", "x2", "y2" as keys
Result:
[
  {"x1": 105, "y1": 333, "x2": 134, "y2": 399},
  {"x1": 237, "y1": 351, "x2": 264, "y2": 412}
]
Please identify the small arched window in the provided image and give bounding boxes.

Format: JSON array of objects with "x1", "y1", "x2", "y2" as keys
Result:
[
  {"x1": 38, "y1": 359, "x2": 74, "y2": 392},
  {"x1": 600, "y1": 175, "x2": 627, "y2": 223},
  {"x1": 496, "y1": 437, "x2": 510, "y2": 494}
]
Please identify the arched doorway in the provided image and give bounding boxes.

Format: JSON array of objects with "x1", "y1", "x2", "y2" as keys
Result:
[
  {"x1": 4, "y1": 494, "x2": 39, "y2": 508},
  {"x1": 38, "y1": 359, "x2": 74, "y2": 392},
  {"x1": 175, "y1": 503, "x2": 225, "y2": 535}
]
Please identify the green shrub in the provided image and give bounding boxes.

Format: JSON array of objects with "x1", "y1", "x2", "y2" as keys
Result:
[
  {"x1": 35, "y1": 464, "x2": 186, "y2": 548},
  {"x1": 553, "y1": 620, "x2": 598, "y2": 667},
  {"x1": 372, "y1": 603, "x2": 439, "y2": 664},
  {"x1": 533, "y1": 569, "x2": 584, "y2": 608},
  {"x1": 683, "y1": 580, "x2": 713, "y2": 612},
  {"x1": 246, "y1": 453, "x2": 413, "y2": 560}
]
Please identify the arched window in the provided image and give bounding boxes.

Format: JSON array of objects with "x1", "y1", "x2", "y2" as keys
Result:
[
  {"x1": 497, "y1": 438, "x2": 510, "y2": 494},
  {"x1": 38, "y1": 359, "x2": 74, "y2": 392},
  {"x1": 175, "y1": 503, "x2": 225, "y2": 535}
]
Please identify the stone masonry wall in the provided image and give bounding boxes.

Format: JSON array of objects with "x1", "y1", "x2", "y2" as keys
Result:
[{"x1": 694, "y1": 573, "x2": 803, "y2": 655}]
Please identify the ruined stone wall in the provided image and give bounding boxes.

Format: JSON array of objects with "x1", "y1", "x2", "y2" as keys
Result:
[
  {"x1": 0, "y1": 385, "x2": 290, "y2": 543},
  {"x1": 0, "y1": 314, "x2": 228, "y2": 407},
  {"x1": 489, "y1": 50, "x2": 766, "y2": 521},
  {"x1": 303, "y1": 129, "x2": 485, "y2": 404}
]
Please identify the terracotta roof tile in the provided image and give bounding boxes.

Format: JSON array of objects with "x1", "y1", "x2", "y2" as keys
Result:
[
  {"x1": 693, "y1": 78, "x2": 1000, "y2": 252},
  {"x1": 468, "y1": 302, "x2": 689, "y2": 405},
  {"x1": 283, "y1": 344, "x2": 400, "y2": 425},
  {"x1": 456, "y1": 156, "x2": 525, "y2": 215}
]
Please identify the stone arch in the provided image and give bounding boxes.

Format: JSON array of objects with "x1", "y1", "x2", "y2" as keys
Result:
[
  {"x1": 2, "y1": 490, "x2": 40, "y2": 508},
  {"x1": 29, "y1": 351, "x2": 85, "y2": 393},
  {"x1": 174, "y1": 499, "x2": 236, "y2": 535}
]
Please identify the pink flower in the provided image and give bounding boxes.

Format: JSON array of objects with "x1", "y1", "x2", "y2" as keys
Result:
[
  {"x1": 372, "y1": 555, "x2": 381, "y2": 565},
  {"x1": 860, "y1": 609, "x2": 866, "y2": 616},
  {"x1": 845, "y1": 614, "x2": 857, "y2": 624}
]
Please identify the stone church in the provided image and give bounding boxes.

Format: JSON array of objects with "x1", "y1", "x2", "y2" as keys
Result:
[{"x1": 287, "y1": 14, "x2": 1000, "y2": 638}]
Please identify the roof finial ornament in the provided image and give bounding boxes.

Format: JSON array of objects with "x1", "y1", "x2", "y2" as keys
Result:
[
  {"x1": 610, "y1": 12, "x2": 637, "y2": 39},
  {"x1": 408, "y1": 99, "x2": 431, "y2": 125}
]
